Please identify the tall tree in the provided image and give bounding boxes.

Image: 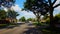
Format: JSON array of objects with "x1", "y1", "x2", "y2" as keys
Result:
[
  {"x1": 45, "y1": 0, "x2": 60, "y2": 27},
  {"x1": 24, "y1": 0, "x2": 49, "y2": 23},
  {"x1": 0, "y1": 0, "x2": 15, "y2": 8},
  {"x1": 24, "y1": 0, "x2": 60, "y2": 27},
  {"x1": 27, "y1": 18, "x2": 32, "y2": 21},
  {"x1": 19, "y1": 16, "x2": 26, "y2": 22},
  {"x1": 7, "y1": 10, "x2": 19, "y2": 23},
  {"x1": 0, "y1": 10, "x2": 7, "y2": 20}
]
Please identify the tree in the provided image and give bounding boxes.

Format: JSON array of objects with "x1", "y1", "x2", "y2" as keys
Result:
[
  {"x1": 32, "y1": 18, "x2": 37, "y2": 22},
  {"x1": 24, "y1": 0, "x2": 60, "y2": 27},
  {"x1": 54, "y1": 13, "x2": 60, "y2": 25},
  {"x1": 55, "y1": 13, "x2": 60, "y2": 18},
  {"x1": 0, "y1": 0, "x2": 15, "y2": 8},
  {"x1": 19, "y1": 16, "x2": 26, "y2": 22},
  {"x1": 43, "y1": 0, "x2": 60, "y2": 27},
  {"x1": 43, "y1": 14, "x2": 49, "y2": 20},
  {"x1": 27, "y1": 18, "x2": 32, "y2": 21},
  {"x1": 7, "y1": 10, "x2": 19, "y2": 23},
  {"x1": 24, "y1": 0, "x2": 49, "y2": 23},
  {"x1": 0, "y1": 10, "x2": 7, "y2": 20}
]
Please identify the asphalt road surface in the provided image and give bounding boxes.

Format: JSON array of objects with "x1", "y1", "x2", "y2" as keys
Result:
[{"x1": 0, "y1": 23, "x2": 36, "y2": 34}]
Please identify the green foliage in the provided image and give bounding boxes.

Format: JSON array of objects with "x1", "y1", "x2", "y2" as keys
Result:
[
  {"x1": 45, "y1": 18, "x2": 50, "y2": 24},
  {"x1": 24, "y1": 0, "x2": 60, "y2": 25},
  {"x1": 19, "y1": 16, "x2": 26, "y2": 22},
  {"x1": 32, "y1": 18, "x2": 37, "y2": 22},
  {"x1": 24, "y1": 0, "x2": 50, "y2": 23},
  {"x1": 43, "y1": 14, "x2": 49, "y2": 20},
  {"x1": 27, "y1": 18, "x2": 37, "y2": 22},
  {"x1": 27, "y1": 18, "x2": 32, "y2": 21},
  {"x1": 7, "y1": 10, "x2": 19, "y2": 19},
  {"x1": 33, "y1": 22, "x2": 45, "y2": 26},
  {"x1": 33, "y1": 22, "x2": 41, "y2": 26},
  {"x1": 0, "y1": 24, "x2": 8, "y2": 27},
  {"x1": 55, "y1": 13, "x2": 60, "y2": 18},
  {"x1": 44, "y1": 13, "x2": 60, "y2": 25},
  {"x1": 7, "y1": 10, "x2": 19, "y2": 23},
  {"x1": 53, "y1": 13, "x2": 60, "y2": 23},
  {"x1": 0, "y1": 10, "x2": 7, "y2": 19},
  {"x1": 0, "y1": 0, "x2": 15, "y2": 8},
  {"x1": 24, "y1": 0, "x2": 49, "y2": 15}
]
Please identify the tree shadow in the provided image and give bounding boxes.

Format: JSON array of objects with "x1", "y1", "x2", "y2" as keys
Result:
[
  {"x1": 22, "y1": 25, "x2": 60, "y2": 34},
  {"x1": 0, "y1": 23, "x2": 25, "y2": 29},
  {"x1": 22, "y1": 27, "x2": 43, "y2": 34},
  {"x1": 0, "y1": 25, "x2": 17, "y2": 29}
]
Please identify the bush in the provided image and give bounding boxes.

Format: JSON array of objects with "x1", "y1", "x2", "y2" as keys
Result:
[
  {"x1": 45, "y1": 18, "x2": 50, "y2": 24},
  {"x1": 0, "y1": 24, "x2": 8, "y2": 27},
  {"x1": 54, "y1": 16, "x2": 60, "y2": 24},
  {"x1": 54, "y1": 13, "x2": 60, "y2": 24},
  {"x1": 0, "y1": 20, "x2": 10, "y2": 24},
  {"x1": 33, "y1": 22, "x2": 44, "y2": 26}
]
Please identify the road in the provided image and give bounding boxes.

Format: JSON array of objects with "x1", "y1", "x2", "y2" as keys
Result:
[{"x1": 0, "y1": 23, "x2": 36, "y2": 34}]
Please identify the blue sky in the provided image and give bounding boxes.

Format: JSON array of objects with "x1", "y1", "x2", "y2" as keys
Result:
[
  {"x1": 15, "y1": 0, "x2": 26, "y2": 8},
  {"x1": 14, "y1": 0, "x2": 36, "y2": 19},
  {"x1": 12, "y1": 0, "x2": 60, "y2": 19}
]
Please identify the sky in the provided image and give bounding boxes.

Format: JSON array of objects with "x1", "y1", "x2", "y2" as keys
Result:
[
  {"x1": 10, "y1": 0, "x2": 60, "y2": 19},
  {"x1": 15, "y1": 0, "x2": 36, "y2": 19}
]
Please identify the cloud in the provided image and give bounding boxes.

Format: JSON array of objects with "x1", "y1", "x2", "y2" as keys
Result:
[
  {"x1": 55, "y1": 6, "x2": 60, "y2": 11},
  {"x1": 54, "y1": 0, "x2": 60, "y2": 6},
  {"x1": 11, "y1": 4, "x2": 60, "y2": 19},
  {"x1": 3, "y1": 0, "x2": 60, "y2": 19},
  {"x1": 0, "y1": 6, "x2": 8, "y2": 12},
  {"x1": 4, "y1": 8, "x2": 8, "y2": 11},
  {"x1": 11, "y1": 4, "x2": 36, "y2": 19},
  {"x1": 53, "y1": 0, "x2": 60, "y2": 16},
  {"x1": 54, "y1": 6, "x2": 60, "y2": 16},
  {"x1": 11, "y1": 4, "x2": 21, "y2": 12},
  {"x1": 20, "y1": 11, "x2": 36, "y2": 19}
]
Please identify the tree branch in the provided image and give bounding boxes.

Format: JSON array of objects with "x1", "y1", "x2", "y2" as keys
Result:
[
  {"x1": 53, "y1": 4, "x2": 60, "y2": 8},
  {"x1": 52, "y1": 0, "x2": 57, "y2": 5},
  {"x1": 48, "y1": 0, "x2": 51, "y2": 5}
]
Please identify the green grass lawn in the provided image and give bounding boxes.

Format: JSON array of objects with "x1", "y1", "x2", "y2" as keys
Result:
[
  {"x1": 33, "y1": 22, "x2": 60, "y2": 34},
  {"x1": 41, "y1": 28, "x2": 60, "y2": 34},
  {"x1": 33, "y1": 22, "x2": 49, "y2": 26},
  {"x1": 0, "y1": 24, "x2": 9, "y2": 27},
  {"x1": 0, "y1": 23, "x2": 17, "y2": 27}
]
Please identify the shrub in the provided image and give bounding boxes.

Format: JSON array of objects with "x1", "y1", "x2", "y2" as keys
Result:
[
  {"x1": 45, "y1": 18, "x2": 50, "y2": 24},
  {"x1": 0, "y1": 24, "x2": 8, "y2": 26},
  {"x1": 0, "y1": 20, "x2": 10, "y2": 24},
  {"x1": 53, "y1": 16, "x2": 60, "y2": 24},
  {"x1": 33, "y1": 22, "x2": 44, "y2": 26}
]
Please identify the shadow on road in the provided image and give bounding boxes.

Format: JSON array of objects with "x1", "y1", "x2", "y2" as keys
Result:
[
  {"x1": 0, "y1": 23, "x2": 25, "y2": 29},
  {"x1": 22, "y1": 27, "x2": 43, "y2": 34},
  {"x1": 22, "y1": 25, "x2": 60, "y2": 34}
]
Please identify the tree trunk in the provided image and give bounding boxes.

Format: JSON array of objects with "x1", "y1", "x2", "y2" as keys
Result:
[
  {"x1": 50, "y1": 8, "x2": 55, "y2": 28},
  {"x1": 37, "y1": 15, "x2": 41, "y2": 23},
  {"x1": 37, "y1": 17, "x2": 40, "y2": 23},
  {"x1": 16, "y1": 19, "x2": 17, "y2": 23}
]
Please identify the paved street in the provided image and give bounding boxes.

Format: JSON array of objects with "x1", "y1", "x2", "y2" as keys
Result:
[{"x1": 0, "y1": 23, "x2": 36, "y2": 34}]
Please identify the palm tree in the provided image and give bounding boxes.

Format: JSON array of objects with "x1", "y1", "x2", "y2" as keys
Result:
[
  {"x1": 7, "y1": 10, "x2": 19, "y2": 23},
  {"x1": 0, "y1": 10, "x2": 7, "y2": 20}
]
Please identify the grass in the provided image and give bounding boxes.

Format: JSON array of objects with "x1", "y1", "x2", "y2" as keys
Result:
[
  {"x1": 0, "y1": 22, "x2": 17, "y2": 27},
  {"x1": 41, "y1": 28, "x2": 60, "y2": 34},
  {"x1": 33, "y1": 22, "x2": 49, "y2": 26},
  {"x1": 33, "y1": 22, "x2": 60, "y2": 34},
  {"x1": 0, "y1": 24, "x2": 9, "y2": 27}
]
